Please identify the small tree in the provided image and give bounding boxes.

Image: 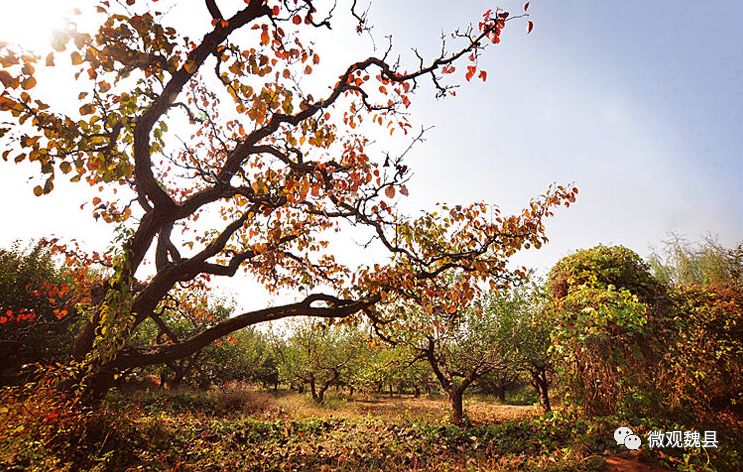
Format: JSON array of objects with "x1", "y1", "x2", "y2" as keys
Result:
[
  {"x1": 277, "y1": 321, "x2": 363, "y2": 403},
  {"x1": 475, "y1": 369, "x2": 522, "y2": 402},
  {"x1": 187, "y1": 326, "x2": 276, "y2": 389},
  {"x1": 481, "y1": 285, "x2": 554, "y2": 413},
  {"x1": 352, "y1": 341, "x2": 434, "y2": 397},
  {"x1": 374, "y1": 294, "x2": 520, "y2": 424}
]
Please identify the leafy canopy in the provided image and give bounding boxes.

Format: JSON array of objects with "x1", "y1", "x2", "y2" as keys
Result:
[{"x1": 0, "y1": 0, "x2": 574, "y2": 383}]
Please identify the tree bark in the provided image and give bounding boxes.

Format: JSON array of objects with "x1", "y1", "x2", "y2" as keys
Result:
[
  {"x1": 531, "y1": 369, "x2": 551, "y2": 413},
  {"x1": 83, "y1": 368, "x2": 116, "y2": 404},
  {"x1": 310, "y1": 379, "x2": 317, "y2": 401},
  {"x1": 449, "y1": 388, "x2": 465, "y2": 425},
  {"x1": 315, "y1": 370, "x2": 339, "y2": 404}
]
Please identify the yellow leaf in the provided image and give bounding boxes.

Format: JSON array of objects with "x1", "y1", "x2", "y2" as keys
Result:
[{"x1": 183, "y1": 60, "x2": 196, "y2": 74}]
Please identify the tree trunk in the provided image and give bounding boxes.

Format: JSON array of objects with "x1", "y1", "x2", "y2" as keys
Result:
[
  {"x1": 495, "y1": 385, "x2": 506, "y2": 402},
  {"x1": 171, "y1": 368, "x2": 185, "y2": 389},
  {"x1": 531, "y1": 369, "x2": 551, "y2": 413},
  {"x1": 414, "y1": 386, "x2": 420, "y2": 398},
  {"x1": 310, "y1": 379, "x2": 317, "y2": 401},
  {"x1": 449, "y1": 388, "x2": 465, "y2": 425},
  {"x1": 79, "y1": 368, "x2": 116, "y2": 405}
]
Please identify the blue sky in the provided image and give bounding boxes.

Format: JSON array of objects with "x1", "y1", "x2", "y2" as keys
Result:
[
  {"x1": 364, "y1": 0, "x2": 743, "y2": 269},
  {"x1": 0, "y1": 0, "x2": 741, "y2": 308}
]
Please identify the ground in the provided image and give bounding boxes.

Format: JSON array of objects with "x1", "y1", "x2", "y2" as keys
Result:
[{"x1": 0, "y1": 385, "x2": 725, "y2": 471}]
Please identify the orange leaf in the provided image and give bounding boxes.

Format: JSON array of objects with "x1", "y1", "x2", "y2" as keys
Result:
[
  {"x1": 384, "y1": 186, "x2": 395, "y2": 199},
  {"x1": 478, "y1": 70, "x2": 487, "y2": 82},
  {"x1": 0, "y1": 70, "x2": 13, "y2": 88},
  {"x1": 22, "y1": 77, "x2": 37, "y2": 90}
]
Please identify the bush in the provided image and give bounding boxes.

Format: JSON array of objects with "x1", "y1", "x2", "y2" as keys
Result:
[
  {"x1": 547, "y1": 245, "x2": 673, "y2": 417},
  {"x1": 0, "y1": 242, "x2": 82, "y2": 385}
]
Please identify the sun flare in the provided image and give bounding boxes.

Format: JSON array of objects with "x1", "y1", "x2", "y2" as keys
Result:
[{"x1": 0, "y1": 1, "x2": 75, "y2": 53}]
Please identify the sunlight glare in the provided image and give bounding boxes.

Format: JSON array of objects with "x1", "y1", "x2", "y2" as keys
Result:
[{"x1": 0, "y1": 1, "x2": 75, "y2": 53}]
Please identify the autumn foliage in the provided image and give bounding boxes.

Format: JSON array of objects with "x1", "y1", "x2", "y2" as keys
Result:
[{"x1": 0, "y1": 0, "x2": 570, "y2": 396}]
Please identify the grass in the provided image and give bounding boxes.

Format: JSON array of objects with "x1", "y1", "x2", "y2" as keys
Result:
[
  {"x1": 1, "y1": 385, "x2": 738, "y2": 471},
  {"x1": 120, "y1": 386, "x2": 540, "y2": 424}
]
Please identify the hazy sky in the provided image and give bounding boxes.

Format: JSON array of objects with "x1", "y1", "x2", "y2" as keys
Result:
[{"x1": 1, "y1": 1, "x2": 741, "y2": 310}]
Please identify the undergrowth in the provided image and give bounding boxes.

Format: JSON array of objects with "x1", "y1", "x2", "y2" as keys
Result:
[{"x1": 1, "y1": 387, "x2": 740, "y2": 471}]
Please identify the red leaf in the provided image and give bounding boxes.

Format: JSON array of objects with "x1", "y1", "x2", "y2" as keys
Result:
[
  {"x1": 526, "y1": 20, "x2": 534, "y2": 34},
  {"x1": 478, "y1": 70, "x2": 488, "y2": 82},
  {"x1": 524, "y1": 2, "x2": 530, "y2": 11},
  {"x1": 465, "y1": 66, "x2": 477, "y2": 81},
  {"x1": 292, "y1": 15, "x2": 302, "y2": 25}
]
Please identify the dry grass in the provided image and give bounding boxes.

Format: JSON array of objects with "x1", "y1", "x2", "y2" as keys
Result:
[
  {"x1": 129, "y1": 385, "x2": 540, "y2": 425},
  {"x1": 269, "y1": 391, "x2": 539, "y2": 424}
]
